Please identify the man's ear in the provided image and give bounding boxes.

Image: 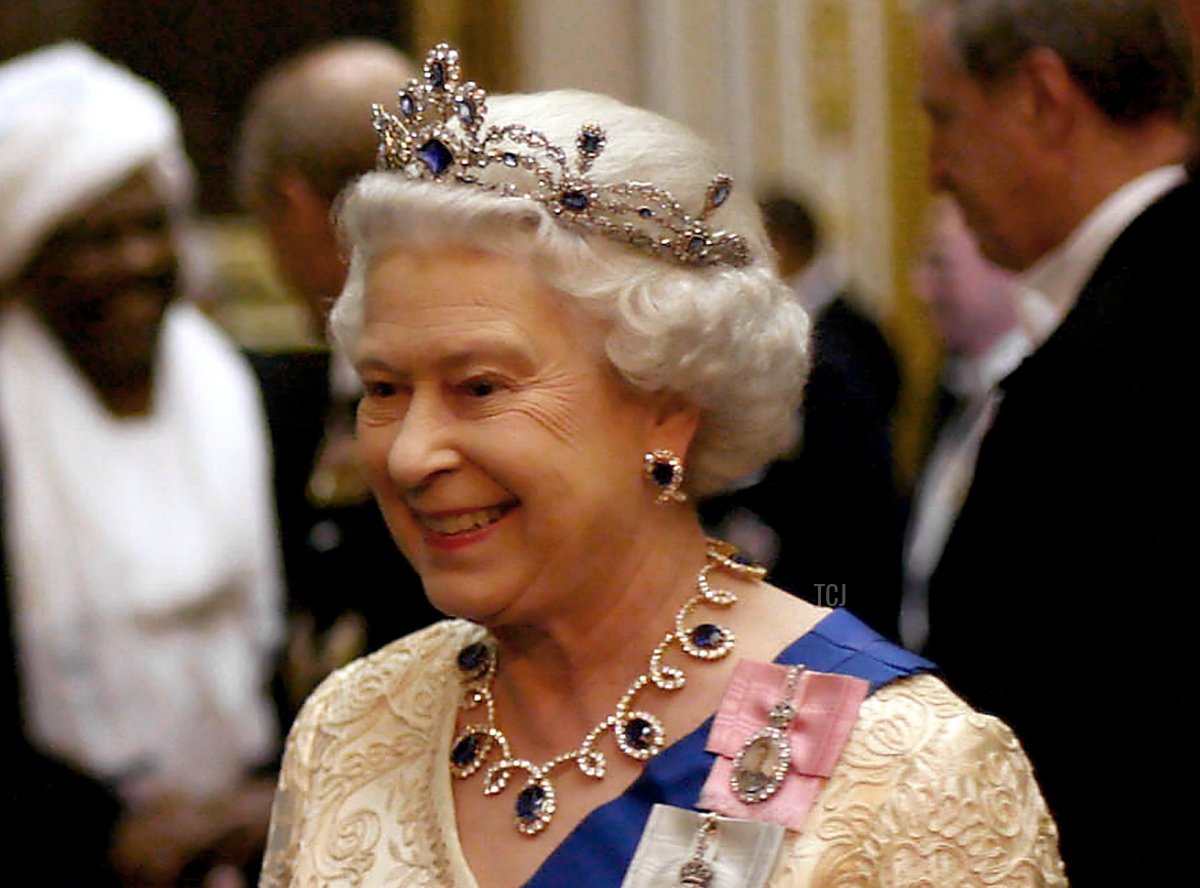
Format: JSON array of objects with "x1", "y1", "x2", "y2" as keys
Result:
[
  {"x1": 275, "y1": 171, "x2": 332, "y2": 236},
  {"x1": 1019, "y1": 47, "x2": 1080, "y2": 148}
]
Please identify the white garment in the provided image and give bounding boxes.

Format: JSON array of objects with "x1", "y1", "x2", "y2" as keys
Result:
[
  {"x1": 900, "y1": 329, "x2": 1030, "y2": 652},
  {"x1": 0, "y1": 301, "x2": 283, "y2": 799},
  {"x1": 1015, "y1": 164, "x2": 1187, "y2": 348}
]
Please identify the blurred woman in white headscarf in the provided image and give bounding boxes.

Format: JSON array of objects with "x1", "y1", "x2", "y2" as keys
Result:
[{"x1": 0, "y1": 43, "x2": 283, "y2": 887}]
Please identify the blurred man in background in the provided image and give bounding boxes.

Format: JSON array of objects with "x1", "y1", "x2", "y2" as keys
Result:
[
  {"x1": 236, "y1": 39, "x2": 441, "y2": 711},
  {"x1": 702, "y1": 193, "x2": 904, "y2": 639},
  {"x1": 918, "y1": 1, "x2": 1194, "y2": 879},
  {"x1": 900, "y1": 195, "x2": 1028, "y2": 652}
]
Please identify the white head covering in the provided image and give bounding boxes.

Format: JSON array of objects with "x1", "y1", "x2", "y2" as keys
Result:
[{"x1": 0, "y1": 42, "x2": 192, "y2": 285}]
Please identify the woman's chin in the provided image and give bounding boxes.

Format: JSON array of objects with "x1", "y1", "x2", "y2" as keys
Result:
[
  {"x1": 421, "y1": 591, "x2": 508, "y2": 626},
  {"x1": 416, "y1": 568, "x2": 516, "y2": 626}
]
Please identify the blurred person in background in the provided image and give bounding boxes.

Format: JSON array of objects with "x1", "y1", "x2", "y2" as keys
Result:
[
  {"x1": 918, "y1": 0, "x2": 1195, "y2": 879},
  {"x1": 1, "y1": 43, "x2": 282, "y2": 887},
  {"x1": 235, "y1": 38, "x2": 440, "y2": 713},
  {"x1": 900, "y1": 195, "x2": 1028, "y2": 652}
]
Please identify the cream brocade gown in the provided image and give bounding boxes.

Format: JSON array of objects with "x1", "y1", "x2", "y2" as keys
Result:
[{"x1": 260, "y1": 620, "x2": 1066, "y2": 887}]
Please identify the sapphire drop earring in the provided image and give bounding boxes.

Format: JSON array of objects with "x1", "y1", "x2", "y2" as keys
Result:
[{"x1": 644, "y1": 449, "x2": 687, "y2": 504}]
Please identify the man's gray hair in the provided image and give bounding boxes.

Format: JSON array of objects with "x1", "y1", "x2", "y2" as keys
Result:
[{"x1": 923, "y1": 0, "x2": 1193, "y2": 123}]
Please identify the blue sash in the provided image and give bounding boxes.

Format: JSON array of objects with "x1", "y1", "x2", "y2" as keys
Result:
[{"x1": 524, "y1": 609, "x2": 934, "y2": 886}]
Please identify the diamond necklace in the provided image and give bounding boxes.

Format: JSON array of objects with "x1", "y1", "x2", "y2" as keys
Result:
[{"x1": 449, "y1": 540, "x2": 765, "y2": 836}]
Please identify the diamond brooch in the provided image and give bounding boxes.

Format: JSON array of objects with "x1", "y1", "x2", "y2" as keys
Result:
[{"x1": 729, "y1": 665, "x2": 802, "y2": 804}]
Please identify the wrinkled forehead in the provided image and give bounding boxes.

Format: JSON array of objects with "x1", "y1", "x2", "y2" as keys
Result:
[{"x1": 356, "y1": 243, "x2": 610, "y2": 369}]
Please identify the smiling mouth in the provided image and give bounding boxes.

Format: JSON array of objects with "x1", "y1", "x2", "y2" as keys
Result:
[{"x1": 416, "y1": 504, "x2": 514, "y2": 536}]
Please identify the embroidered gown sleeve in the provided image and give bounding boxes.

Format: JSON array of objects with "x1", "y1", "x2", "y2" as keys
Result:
[
  {"x1": 258, "y1": 622, "x2": 471, "y2": 888},
  {"x1": 773, "y1": 673, "x2": 1066, "y2": 887}
]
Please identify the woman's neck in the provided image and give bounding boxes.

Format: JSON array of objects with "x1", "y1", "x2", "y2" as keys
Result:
[
  {"x1": 95, "y1": 376, "x2": 155, "y2": 416},
  {"x1": 488, "y1": 517, "x2": 711, "y2": 742},
  {"x1": 70, "y1": 347, "x2": 156, "y2": 417}
]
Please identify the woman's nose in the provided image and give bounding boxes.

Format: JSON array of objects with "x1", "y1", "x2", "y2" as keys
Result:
[{"x1": 386, "y1": 391, "x2": 459, "y2": 490}]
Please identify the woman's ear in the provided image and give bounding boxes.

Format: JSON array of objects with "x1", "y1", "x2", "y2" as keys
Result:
[{"x1": 650, "y1": 396, "x2": 702, "y2": 461}]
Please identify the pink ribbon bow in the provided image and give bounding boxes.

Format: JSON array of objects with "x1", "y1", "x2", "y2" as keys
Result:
[{"x1": 699, "y1": 660, "x2": 868, "y2": 831}]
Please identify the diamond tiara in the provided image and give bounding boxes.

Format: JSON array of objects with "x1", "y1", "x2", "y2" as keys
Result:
[{"x1": 371, "y1": 44, "x2": 752, "y2": 268}]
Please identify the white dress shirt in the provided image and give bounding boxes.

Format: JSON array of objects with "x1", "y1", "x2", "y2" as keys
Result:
[{"x1": 1016, "y1": 165, "x2": 1187, "y2": 348}]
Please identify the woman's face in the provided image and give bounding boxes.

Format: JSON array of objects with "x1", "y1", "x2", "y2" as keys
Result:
[
  {"x1": 355, "y1": 246, "x2": 672, "y2": 626},
  {"x1": 19, "y1": 168, "x2": 178, "y2": 396}
]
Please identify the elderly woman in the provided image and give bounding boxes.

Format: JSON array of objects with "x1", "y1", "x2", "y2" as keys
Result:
[
  {"x1": 0, "y1": 44, "x2": 281, "y2": 886},
  {"x1": 261, "y1": 46, "x2": 1064, "y2": 887}
]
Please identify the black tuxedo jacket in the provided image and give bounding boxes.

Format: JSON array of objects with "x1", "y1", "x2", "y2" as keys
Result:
[{"x1": 925, "y1": 179, "x2": 1195, "y2": 882}]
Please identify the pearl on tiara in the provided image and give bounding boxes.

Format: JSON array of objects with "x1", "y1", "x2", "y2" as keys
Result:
[{"x1": 372, "y1": 44, "x2": 753, "y2": 269}]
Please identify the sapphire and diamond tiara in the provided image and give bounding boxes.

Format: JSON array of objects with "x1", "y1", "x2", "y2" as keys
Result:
[{"x1": 372, "y1": 44, "x2": 752, "y2": 268}]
